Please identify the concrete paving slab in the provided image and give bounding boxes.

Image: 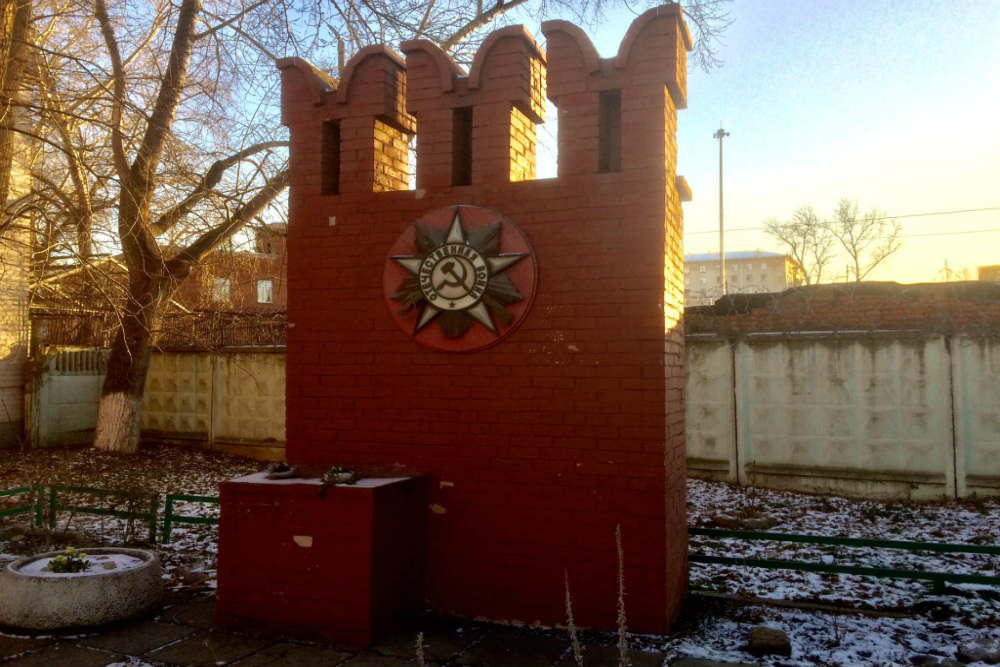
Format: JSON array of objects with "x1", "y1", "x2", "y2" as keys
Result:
[
  {"x1": 158, "y1": 596, "x2": 216, "y2": 629},
  {"x1": 553, "y1": 644, "x2": 666, "y2": 666},
  {"x1": 0, "y1": 643, "x2": 120, "y2": 667},
  {"x1": 0, "y1": 634, "x2": 52, "y2": 660},
  {"x1": 229, "y1": 641, "x2": 353, "y2": 667},
  {"x1": 143, "y1": 630, "x2": 272, "y2": 667},
  {"x1": 456, "y1": 628, "x2": 570, "y2": 667},
  {"x1": 77, "y1": 618, "x2": 196, "y2": 655},
  {"x1": 370, "y1": 616, "x2": 487, "y2": 662}
]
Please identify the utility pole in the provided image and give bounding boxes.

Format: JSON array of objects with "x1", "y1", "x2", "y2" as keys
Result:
[{"x1": 714, "y1": 127, "x2": 730, "y2": 296}]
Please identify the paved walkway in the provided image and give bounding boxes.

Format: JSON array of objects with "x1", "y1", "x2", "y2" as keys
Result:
[{"x1": 0, "y1": 589, "x2": 751, "y2": 667}]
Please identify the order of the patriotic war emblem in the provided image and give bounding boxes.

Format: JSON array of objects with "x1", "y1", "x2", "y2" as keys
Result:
[{"x1": 390, "y1": 209, "x2": 527, "y2": 339}]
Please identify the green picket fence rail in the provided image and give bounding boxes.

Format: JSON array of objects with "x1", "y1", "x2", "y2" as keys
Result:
[
  {"x1": 47, "y1": 485, "x2": 159, "y2": 544},
  {"x1": 0, "y1": 485, "x2": 218, "y2": 545},
  {"x1": 162, "y1": 494, "x2": 220, "y2": 544},
  {"x1": 0, "y1": 485, "x2": 43, "y2": 525},
  {"x1": 689, "y1": 526, "x2": 1000, "y2": 591}
]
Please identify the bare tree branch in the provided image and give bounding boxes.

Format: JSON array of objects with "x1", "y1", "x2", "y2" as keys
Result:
[
  {"x1": 170, "y1": 168, "x2": 287, "y2": 272},
  {"x1": 150, "y1": 140, "x2": 286, "y2": 235},
  {"x1": 93, "y1": 0, "x2": 130, "y2": 182}
]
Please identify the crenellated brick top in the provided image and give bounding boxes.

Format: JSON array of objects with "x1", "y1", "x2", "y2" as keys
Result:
[{"x1": 277, "y1": 3, "x2": 691, "y2": 194}]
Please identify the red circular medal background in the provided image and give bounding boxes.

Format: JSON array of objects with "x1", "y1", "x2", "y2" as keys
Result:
[{"x1": 382, "y1": 205, "x2": 538, "y2": 353}]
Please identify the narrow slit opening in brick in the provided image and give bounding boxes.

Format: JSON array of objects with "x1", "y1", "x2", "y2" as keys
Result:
[
  {"x1": 321, "y1": 120, "x2": 341, "y2": 195},
  {"x1": 407, "y1": 133, "x2": 417, "y2": 191},
  {"x1": 452, "y1": 106, "x2": 473, "y2": 186},
  {"x1": 372, "y1": 118, "x2": 410, "y2": 193},
  {"x1": 598, "y1": 90, "x2": 622, "y2": 173}
]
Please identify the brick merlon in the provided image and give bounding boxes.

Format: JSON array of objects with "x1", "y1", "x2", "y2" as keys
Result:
[
  {"x1": 399, "y1": 39, "x2": 465, "y2": 93},
  {"x1": 276, "y1": 57, "x2": 336, "y2": 108},
  {"x1": 615, "y1": 3, "x2": 693, "y2": 68},
  {"x1": 335, "y1": 44, "x2": 407, "y2": 106},
  {"x1": 676, "y1": 175, "x2": 693, "y2": 202},
  {"x1": 467, "y1": 25, "x2": 546, "y2": 91},
  {"x1": 540, "y1": 20, "x2": 602, "y2": 75}
]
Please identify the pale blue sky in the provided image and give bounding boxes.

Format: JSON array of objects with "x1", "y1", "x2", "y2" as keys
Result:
[{"x1": 534, "y1": 0, "x2": 1000, "y2": 283}]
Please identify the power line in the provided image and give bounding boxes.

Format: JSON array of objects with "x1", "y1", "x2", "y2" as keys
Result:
[{"x1": 685, "y1": 206, "x2": 1000, "y2": 236}]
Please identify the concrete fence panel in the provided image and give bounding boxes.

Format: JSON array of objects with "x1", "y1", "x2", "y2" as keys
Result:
[
  {"x1": 212, "y1": 351, "x2": 285, "y2": 455},
  {"x1": 142, "y1": 352, "x2": 212, "y2": 438},
  {"x1": 736, "y1": 336, "x2": 953, "y2": 500},
  {"x1": 684, "y1": 339, "x2": 736, "y2": 483},
  {"x1": 952, "y1": 338, "x2": 1000, "y2": 498}
]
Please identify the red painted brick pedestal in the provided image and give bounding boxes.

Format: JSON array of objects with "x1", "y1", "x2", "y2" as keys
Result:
[{"x1": 215, "y1": 472, "x2": 429, "y2": 646}]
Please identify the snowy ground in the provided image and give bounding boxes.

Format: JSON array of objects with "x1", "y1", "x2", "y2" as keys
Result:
[
  {"x1": 675, "y1": 478, "x2": 1000, "y2": 666},
  {"x1": 1, "y1": 446, "x2": 999, "y2": 666}
]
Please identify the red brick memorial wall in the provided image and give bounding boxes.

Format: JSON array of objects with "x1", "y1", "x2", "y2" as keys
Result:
[{"x1": 275, "y1": 4, "x2": 690, "y2": 633}]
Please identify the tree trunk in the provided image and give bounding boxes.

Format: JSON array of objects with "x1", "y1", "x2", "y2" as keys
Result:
[{"x1": 93, "y1": 278, "x2": 169, "y2": 453}]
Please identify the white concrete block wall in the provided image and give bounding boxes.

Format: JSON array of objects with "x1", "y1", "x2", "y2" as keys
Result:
[{"x1": 686, "y1": 335, "x2": 1000, "y2": 499}]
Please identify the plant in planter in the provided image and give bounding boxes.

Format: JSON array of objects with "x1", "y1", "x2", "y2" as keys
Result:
[
  {"x1": 0, "y1": 547, "x2": 164, "y2": 630},
  {"x1": 47, "y1": 547, "x2": 89, "y2": 573}
]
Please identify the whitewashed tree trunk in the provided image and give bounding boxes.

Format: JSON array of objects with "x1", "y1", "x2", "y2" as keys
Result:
[{"x1": 93, "y1": 282, "x2": 164, "y2": 454}]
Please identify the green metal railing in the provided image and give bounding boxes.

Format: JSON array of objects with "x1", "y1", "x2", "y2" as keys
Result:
[
  {"x1": 0, "y1": 485, "x2": 219, "y2": 545},
  {"x1": 47, "y1": 485, "x2": 159, "y2": 544},
  {"x1": 162, "y1": 494, "x2": 220, "y2": 544},
  {"x1": 689, "y1": 527, "x2": 1000, "y2": 590},
  {"x1": 0, "y1": 485, "x2": 43, "y2": 525},
  {"x1": 6, "y1": 484, "x2": 1000, "y2": 594}
]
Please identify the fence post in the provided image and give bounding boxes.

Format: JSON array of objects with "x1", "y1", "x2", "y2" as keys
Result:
[
  {"x1": 209, "y1": 352, "x2": 221, "y2": 450},
  {"x1": 34, "y1": 484, "x2": 43, "y2": 527},
  {"x1": 732, "y1": 338, "x2": 750, "y2": 486},
  {"x1": 48, "y1": 486, "x2": 57, "y2": 529},
  {"x1": 162, "y1": 495, "x2": 175, "y2": 544},
  {"x1": 148, "y1": 494, "x2": 159, "y2": 545},
  {"x1": 949, "y1": 336, "x2": 967, "y2": 499}
]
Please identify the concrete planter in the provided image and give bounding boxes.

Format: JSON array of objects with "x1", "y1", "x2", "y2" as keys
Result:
[{"x1": 0, "y1": 548, "x2": 163, "y2": 630}]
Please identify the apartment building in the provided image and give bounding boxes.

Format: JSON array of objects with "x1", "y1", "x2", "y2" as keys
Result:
[{"x1": 685, "y1": 250, "x2": 798, "y2": 306}]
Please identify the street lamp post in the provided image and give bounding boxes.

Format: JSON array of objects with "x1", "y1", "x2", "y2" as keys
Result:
[{"x1": 714, "y1": 127, "x2": 729, "y2": 296}]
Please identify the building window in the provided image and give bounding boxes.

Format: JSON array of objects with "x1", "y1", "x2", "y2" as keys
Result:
[
  {"x1": 731, "y1": 265, "x2": 737, "y2": 272},
  {"x1": 685, "y1": 266, "x2": 690, "y2": 274},
  {"x1": 212, "y1": 278, "x2": 230, "y2": 302},
  {"x1": 700, "y1": 277, "x2": 706, "y2": 285},
  {"x1": 684, "y1": 277, "x2": 689, "y2": 285},
  {"x1": 746, "y1": 264, "x2": 752, "y2": 271},
  {"x1": 760, "y1": 263, "x2": 767, "y2": 270},
  {"x1": 699, "y1": 266, "x2": 706, "y2": 273},
  {"x1": 257, "y1": 279, "x2": 274, "y2": 304}
]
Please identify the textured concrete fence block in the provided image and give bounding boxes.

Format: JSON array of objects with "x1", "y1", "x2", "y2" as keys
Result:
[
  {"x1": 953, "y1": 337, "x2": 1000, "y2": 498},
  {"x1": 684, "y1": 339, "x2": 736, "y2": 482},
  {"x1": 737, "y1": 336, "x2": 954, "y2": 500}
]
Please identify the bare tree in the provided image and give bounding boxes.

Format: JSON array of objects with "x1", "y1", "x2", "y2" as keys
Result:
[
  {"x1": 763, "y1": 205, "x2": 836, "y2": 286},
  {"x1": 830, "y1": 198, "x2": 902, "y2": 282}
]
